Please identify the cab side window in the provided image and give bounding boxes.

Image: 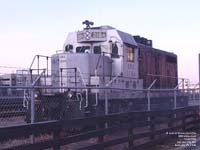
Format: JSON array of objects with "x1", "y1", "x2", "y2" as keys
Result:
[
  {"x1": 127, "y1": 47, "x2": 134, "y2": 61},
  {"x1": 65, "y1": 44, "x2": 73, "y2": 52},
  {"x1": 76, "y1": 46, "x2": 90, "y2": 53},
  {"x1": 112, "y1": 43, "x2": 119, "y2": 58},
  {"x1": 94, "y1": 46, "x2": 101, "y2": 54}
]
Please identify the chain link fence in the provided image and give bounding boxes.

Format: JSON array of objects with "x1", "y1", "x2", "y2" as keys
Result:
[
  {"x1": 0, "y1": 85, "x2": 200, "y2": 127},
  {"x1": 0, "y1": 87, "x2": 27, "y2": 126}
]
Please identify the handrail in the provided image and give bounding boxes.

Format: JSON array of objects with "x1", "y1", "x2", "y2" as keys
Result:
[
  {"x1": 77, "y1": 93, "x2": 83, "y2": 110},
  {"x1": 148, "y1": 79, "x2": 157, "y2": 89},
  {"x1": 29, "y1": 55, "x2": 37, "y2": 70},
  {"x1": 105, "y1": 74, "x2": 121, "y2": 87},
  {"x1": 31, "y1": 69, "x2": 46, "y2": 87},
  {"x1": 29, "y1": 54, "x2": 50, "y2": 77},
  {"x1": 76, "y1": 68, "x2": 89, "y2": 108},
  {"x1": 84, "y1": 89, "x2": 89, "y2": 108},
  {"x1": 76, "y1": 67, "x2": 87, "y2": 87},
  {"x1": 23, "y1": 90, "x2": 29, "y2": 109},
  {"x1": 93, "y1": 88, "x2": 98, "y2": 107},
  {"x1": 59, "y1": 67, "x2": 88, "y2": 109}
]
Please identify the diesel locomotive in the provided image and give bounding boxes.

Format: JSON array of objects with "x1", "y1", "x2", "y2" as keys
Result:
[
  {"x1": 53, "y1": 20, "x2": 177, "y2": 90},
  {"x1": 30, "y1": 21, "x2": 184, "y2": 120}
]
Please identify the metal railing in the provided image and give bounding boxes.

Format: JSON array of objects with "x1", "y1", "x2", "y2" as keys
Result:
[
  {"x1": 0, "y1": 106, "x2": 199, "y2": 150},
  {"x1": 0, "y1": 85, "x2": 199, "y2": 127}
]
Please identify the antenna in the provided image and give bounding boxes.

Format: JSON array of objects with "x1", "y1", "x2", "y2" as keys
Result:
[{"x1": 82, "y1": 20, "x2": 94, "y2": 29}]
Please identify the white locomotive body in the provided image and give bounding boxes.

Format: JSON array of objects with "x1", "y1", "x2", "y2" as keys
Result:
[
  {"x1": 51, "y1": 25, "x2": 143, "y2": 100},
  {"x1": 28, "y1": 21, "x2": 185, "y2": 119}
]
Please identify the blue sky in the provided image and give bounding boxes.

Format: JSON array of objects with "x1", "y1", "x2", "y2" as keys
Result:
[{"x1": 0, "y1": 0, "x2": 200, "y2": 83}]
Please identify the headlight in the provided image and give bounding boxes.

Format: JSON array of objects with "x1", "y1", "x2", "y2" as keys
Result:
[
  {"x1": 67, "y1": 91, "x2": 73, "y2": 99},
  {"x1": 34, "y1": 93, "x2": 39, "y2": 99},
  {"x1": 34, "y1": 91, "x2": 40, "y2": 99}
]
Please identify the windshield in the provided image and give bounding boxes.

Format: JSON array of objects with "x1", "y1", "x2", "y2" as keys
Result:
[
  {"x1": 76, "y1": 46, "x2": 90, "y2": 53},
  {"x1": 76, "y1": 46, "x2": 102, "y2": 54},
  {"x1": 93, "y1": 46, "x2": 101, "y2": 54}
]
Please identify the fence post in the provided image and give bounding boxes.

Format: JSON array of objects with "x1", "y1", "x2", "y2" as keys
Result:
[
  {"x1": 147, "y1": 79, "x2": 156, "y2": 111},
  {"x1": 167, "y1": 112, "x2": 175, "y2": 140},
  {"x1": 30, "y1": 88, "x2": 35, "y2": 143},
  {"x1": 53, "y1": 129, "x2": 61, "y2": 150},
  {"x1": 174, "y1": 90, "x2": 177, "y2": 110},
  {"x1": 174, "y1": 90, "x2": 177, "y2": 119},
  {"x1": 182, "y1": 111, "x2": 186, "y2": 131},
  {"x1": 168, "y1": 112, "x2": 173, "y2": 128},
  {"x1": 30, "y1": 88, "x2": 35, "y2": 124},
  {"x1": 198, "y1": 53, "x2": 200, "y2": 119},
  {"x1": 150, "y1": 115, "x2": 155, "y2": 140},
  {"x1": 105, "y1": 90, "x2": 108, "y2": 115},
  {"x1": 167, "y1": 112, "x2": 173, "y2": 137},
  {"x1": 128, "y1": 127, "x2": 134, "y2": 150},
  {"x1": 105, "y1": 90, "x2": 108, "y2": 128},
  {"x1": 147, "y1": 90, "x2": 151, "y2": 111},
  {"x1": 147, "y1": 90, "x2": 151, "y2": 140},
  {"x1": 97, "y1": 122, "x2": 104, "y2": 144}
]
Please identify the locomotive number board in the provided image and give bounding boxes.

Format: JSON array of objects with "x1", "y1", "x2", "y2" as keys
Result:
[{"x1": 77, "y1": 30, "x2": 107, "y2": 42}]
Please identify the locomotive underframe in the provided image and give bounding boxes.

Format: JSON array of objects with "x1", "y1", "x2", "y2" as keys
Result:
[{"x1": 29, "y1": 92, "x2": 189, "y2": 122}]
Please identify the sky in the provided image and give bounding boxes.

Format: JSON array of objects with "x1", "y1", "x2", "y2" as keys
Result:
[{"x1": 0, "y1": 0, "x2": 200, "y2": 83}]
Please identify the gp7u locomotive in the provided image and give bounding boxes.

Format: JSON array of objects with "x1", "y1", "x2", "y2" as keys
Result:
[{"x1": 34, "y1": 21, "x2": 182, "y2": 120}]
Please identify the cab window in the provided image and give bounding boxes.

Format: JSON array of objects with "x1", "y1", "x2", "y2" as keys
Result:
[
  {"x1": 127, "y1": 47, "x2": 134, "y2": 61},
  {"x1": 65, "y1": 44, "x2": 73, "y2": 51},
  {"x1": 111, "y1": 43, "x2": 119, "y2": 58},
  {"x1": 94, "y1": 46, "x2": 101, "y2": 54},
  {"x1": 76, "y1": 46, "x2": 90, "y2": 53}
]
